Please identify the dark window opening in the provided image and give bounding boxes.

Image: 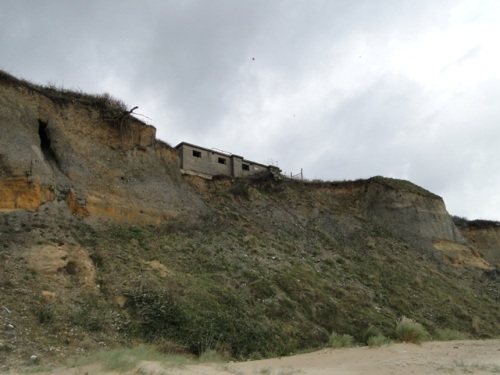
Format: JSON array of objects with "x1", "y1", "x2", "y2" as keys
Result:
[
  {"x1": 218, "y1": 157, "x2": 226, "y2": 165},
  {"x1": 242, "y1": 164, "x2": 250, "y2": 171},
  {"x1": 192, "y1": 150, "x2": 202, "y2": 158},
  {"x1": 38, "y1": 120, "x2": 57, "y2": 162}
]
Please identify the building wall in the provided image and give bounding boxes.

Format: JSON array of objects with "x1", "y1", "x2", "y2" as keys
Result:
[{"x1": 176, "y1": 142, "x2": 277, "y2": 178}]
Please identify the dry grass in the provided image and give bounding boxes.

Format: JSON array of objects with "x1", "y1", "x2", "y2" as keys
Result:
[{"x1": 395, "y1": 317, "x2": 429, "y2": 344}]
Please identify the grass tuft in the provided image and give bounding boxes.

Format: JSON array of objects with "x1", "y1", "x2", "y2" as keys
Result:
[
  {"x1": 361, "y1": 326, "x2": 389, "y2": 347},
  {"x1": 433, "y1": 328, "x2": 469, "y2": 341},
  {"x1": 395, "y1": 317, "x2": 429, "y2": 344},
  {"x1": 367, "y1": 335, "x2": 389, "y2": 348},
  {"x1": 328, "y1": 332, "x2": 355, "y2": 348}
]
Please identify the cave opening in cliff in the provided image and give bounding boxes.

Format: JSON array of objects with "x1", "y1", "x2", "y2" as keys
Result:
[{"x1": 38, "y1": 120, "x2": 58, "y2": 163}]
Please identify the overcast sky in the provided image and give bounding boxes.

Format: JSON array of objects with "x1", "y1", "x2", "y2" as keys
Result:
[{"x1": 1, "y1": 0, "x2": 499, "y2": 220}]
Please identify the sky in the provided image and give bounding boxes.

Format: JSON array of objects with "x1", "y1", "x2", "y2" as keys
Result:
[{"x1": 1, "y1": 0, "x2": 499, "y2": 220}]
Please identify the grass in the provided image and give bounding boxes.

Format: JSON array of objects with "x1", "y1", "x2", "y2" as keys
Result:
[
  {"x1": 0, "y1": 69, "x2": 154, "y2": 137},
  {"x1": 2, "y1": 164, "x2": 500, "y2": 365},
  {"x1": 68, "y1": 345, "x2": 193, "y2": 371},
  {"x1": 452, "y1": 216, "x2": 500, "y2": 229},
  {"x1": 0, "y1": 69, "x2": 127, "y2": 115},
  {"x1": 395, "y1": 317, "x2": 429, "y2": 344},
  {"x1": 22, "y1": 345, "x2": 227, "y2": 374},
  {"x1": 433, "y1": 328, "x2": 469, "y2": 341},
  {"x1": 33, "y1": 300, "x2": 56, "y2": 325},
  {"x1": 437, "y1": 360, "x2": 500, "y2": 373},
  {"x1": 367, "y1": 334, "x2": 389, "y2": 347},
  {"x1": 328, "y1": 332, "x2": 355, "y2": 348},
  {"x1": 199, "y1": 349, "x2": 226, "y2": 363}
]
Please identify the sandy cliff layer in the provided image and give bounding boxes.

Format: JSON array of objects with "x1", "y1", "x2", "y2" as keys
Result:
[
  {"x1": 0, "y1": 72, "x2": 494, "y2": 268},
  {"x1": 460, "y1": 226, "x2": 500, "y2": 267},
  {"x1": 1, "y1": 73, "x2": 498, "y2": 368},
  {"x1": 0, "y1": 77, "x2": 207, "y2": 224}
]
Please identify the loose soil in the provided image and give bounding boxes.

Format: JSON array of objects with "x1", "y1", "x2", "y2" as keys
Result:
[{"x1": 9, "y1": 340, "x2": 500, "y2": 375}]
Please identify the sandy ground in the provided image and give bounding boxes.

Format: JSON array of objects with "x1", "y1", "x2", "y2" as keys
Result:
[{"x1": 9, "y1": 339, "x2": 500, "y2": 375}]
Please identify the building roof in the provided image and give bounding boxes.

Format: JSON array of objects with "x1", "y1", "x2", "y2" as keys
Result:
[{"x1": 175, "y1": 141, "x2": 277, "y2": 169}]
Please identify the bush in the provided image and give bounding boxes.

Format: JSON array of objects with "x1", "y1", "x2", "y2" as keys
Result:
[
  {"x1": 362, "y1": 326, "x2": 388, "y2": 347},
  {"x1": 367, "y1": 335, "x2": 389, "y2": 347},
  {"x1": 329, "y1": 332, "x2": 354, "y2": 348},
  {"x1": 34, "y1": 301, "x2": 56, "y2": 324},
  {"x1": 198, "y1": 349, "x2": 225, "y2": 363},
  {"x1": 125, "y1": 287, "x2": 290, "y2": 357},
  {"x1": 361, "y1": 326, "x2": 381, "y2": 344},
  {"x1": 395, "y1": 317, "x2": 429, "y2": 344}
]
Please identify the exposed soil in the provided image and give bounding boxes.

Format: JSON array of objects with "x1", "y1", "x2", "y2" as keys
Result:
[
  {"x1": 1, "y1": 70, "x2": 499, "y2": 370},
  {"x1": 8, "y1": 340, "x2": 500, "y2": 375}
]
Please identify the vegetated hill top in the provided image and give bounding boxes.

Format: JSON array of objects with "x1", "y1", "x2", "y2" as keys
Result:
[
  {"x1": 0, "y1": 71, "x2": 498, "y2": 369},
  {"x1": 0, "y1": 69, "x2": 136, "y2": 124}
]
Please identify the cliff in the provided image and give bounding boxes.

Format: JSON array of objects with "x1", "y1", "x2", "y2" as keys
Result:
[
  {"x1": 454, "y1": 219, "x2": 500, "y2": 268},
  {"x1": 0, "y1": 71, "x2": 498, "y2": 368},
  {"x1": 0, "y1": 71, "x2": 207, "y2": 224}
]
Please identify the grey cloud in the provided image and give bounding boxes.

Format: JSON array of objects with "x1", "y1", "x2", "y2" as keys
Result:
[{"x1": 0, "y1": 0, "x2": 498, "y2": 219}]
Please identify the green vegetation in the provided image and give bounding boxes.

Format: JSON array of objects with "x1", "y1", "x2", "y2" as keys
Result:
[
  {"x1": 369, "y1": 176, "x2": 439, "y2": 198},
  {"x1": 328, "y1": 332, "x2": 355, "y2": 348},
  {"x1": 0, "y1": 69, "x2": 144, "y2": 133},
  {"x1": 33, "y1": 300, "x2": 56, "y2": 325},
  {"x1": 362, "y1": 326, "x2": 389, "y2": 347},
  {"x1": 452, "y1": 215, "x2": 500, "y2": 229},
  {"x1": 395, "y1": 317, "x2": 429, "y2": 344},
  {"x1": 367, "y1": 335, "x2": 389, "y2": 348},
  {"x1": 0, "y1": 69, "x2": 127, "y2": 112},
  {"x1": 433, "y1": 328, "x2": 469, "y2": 341},
  {"x1": 1, "y1": 170, "x2": 499, "y2": 367}
]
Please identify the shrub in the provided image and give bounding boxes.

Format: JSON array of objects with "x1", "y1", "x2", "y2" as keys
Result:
[
  {"x1": 34, "y1": 301, "x2": 56, "y2": 324},
  {"x1": 124, "y1": 287, "x2": 289, "y2": 357},
  {"x1": 361, "y1": 326, "x2": 381, "y2": 344},
  {"x1": 328, "y1": 332, "x2": 354, "y2": 348},
  {"x1": 70, "y1": 300, "x2": 110, "y2": 332},
  {"x1": 198, "y1": 349, "x2": 225, "y2": 363},
  {"x1": 362, "y1": 326, "x2": 388, "y2": 347},
  {"x1": 367, "y1": 335, "x2": 389, "y2": 347},
  {"x1": 395, "y1": 317, "x2": 429, "y2": 344}
]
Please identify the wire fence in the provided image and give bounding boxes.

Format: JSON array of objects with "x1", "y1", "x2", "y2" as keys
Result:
[{"x1": 284, "y1": 168, "x2": 303, "y2": 180}]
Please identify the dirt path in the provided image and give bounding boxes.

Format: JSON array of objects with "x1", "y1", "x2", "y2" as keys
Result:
[{"x1": 9, "y1": 340, "x2": 500, "y2": 375}]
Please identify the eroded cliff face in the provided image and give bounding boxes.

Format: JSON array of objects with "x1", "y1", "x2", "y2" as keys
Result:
[
  {"x1": 0, "y1": 72, "x2": 490, "y2": 269},
  {"x1": 0, "y1": 77, "x2": 207, "y2": 224},
  {"x1": 460, "y1": 226, "x2": 500, "y2": 267},
  {"x1": 357, "y1": 178, "x2": 491, "y2": 267},
  {"x1": 358, "y1": 177, "x2": 464, "y2": 245},
  {"x1": 1, "y1": 74, "x2": 499, "y2": 367}
]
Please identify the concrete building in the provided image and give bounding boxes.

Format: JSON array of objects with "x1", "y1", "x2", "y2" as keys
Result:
[{"x1": 175, "y1": 142, "x2": 280, "y2": 179}]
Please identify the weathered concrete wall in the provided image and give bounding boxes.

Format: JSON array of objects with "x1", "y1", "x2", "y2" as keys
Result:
[
  {"x1": 178, "y1": 143, "x2": 233, "y2": 177},
  {"x1": 177, "y1": 142, "x2": 272, "y2": 178}
]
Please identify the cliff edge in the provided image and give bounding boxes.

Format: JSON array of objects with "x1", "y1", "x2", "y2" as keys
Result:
[
  {"x1": 0, "y1": 71, "x2": 497, "y2": 368},
  {"x1": 0, "y1": 71, "x2": 207, "y2": 224}
]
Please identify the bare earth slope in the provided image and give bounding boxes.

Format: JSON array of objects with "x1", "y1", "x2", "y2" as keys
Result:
[
  {"x1": 9, "y1": 340, "x2": 500, "y2": 375},
  {"x1": 0, "y1": 71, "x2": 498, "y2": 369}
]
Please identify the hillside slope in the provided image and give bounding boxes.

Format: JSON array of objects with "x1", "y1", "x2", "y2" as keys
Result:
[{"x1": 0, "y1": 71, "x2": 498, "y2": 368}]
